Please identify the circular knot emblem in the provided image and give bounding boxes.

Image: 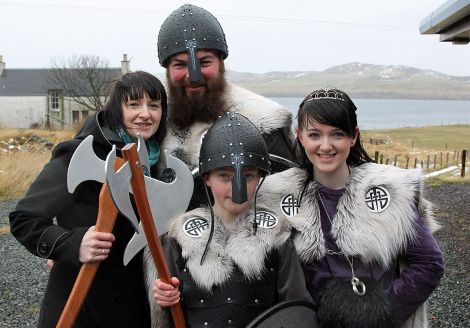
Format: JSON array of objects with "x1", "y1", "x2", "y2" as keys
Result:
[
  {"x1": 183, "y1": 216, "x2": 209, "y2": 238},
  {"x1": 280, "y1": 194, "x2": 300, "y2": 217},
  {"x1": 365, "y1": 186, "x2": 391, "y2": 213},
  {"x1": 254, "y1": 211, "x2": 278, "y2": 229}
]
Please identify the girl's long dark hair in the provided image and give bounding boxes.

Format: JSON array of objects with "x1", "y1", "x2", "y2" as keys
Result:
[
  {"x1": 102, "y1": 71, "x2": 168, "y2": 145},
  {"x1": 294, "y1": 88, "x2": 373, "y2": 179}
]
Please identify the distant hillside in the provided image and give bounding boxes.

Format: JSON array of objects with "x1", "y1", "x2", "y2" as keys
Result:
[{"x1": 226, "y1": 62, "x2": 470, "y2": 100}]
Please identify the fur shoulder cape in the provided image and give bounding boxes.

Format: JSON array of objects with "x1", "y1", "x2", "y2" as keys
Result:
[
  {"x1": 257, "y1": 163, "x2": 439, "y2": 268},
  {"x1": 168, "y1": 207, "x2": 291, "y2": 291}
]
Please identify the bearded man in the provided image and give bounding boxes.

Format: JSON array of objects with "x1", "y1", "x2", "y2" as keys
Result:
[{"x1": 158, "y1": 4, "x2": 295, "y2": 178}]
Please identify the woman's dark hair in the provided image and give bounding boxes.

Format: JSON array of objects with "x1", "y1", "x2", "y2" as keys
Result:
[
  {"x1": 102, "y1": 71, "x2": 168, "y2": 145},
  {"x1": 294, "y1": 88, "x2": 373, "y2": 178}
]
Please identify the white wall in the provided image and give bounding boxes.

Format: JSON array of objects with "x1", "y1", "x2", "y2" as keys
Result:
[{"x1": 0, "y1": 96, "x2": 46, "y2": 128}]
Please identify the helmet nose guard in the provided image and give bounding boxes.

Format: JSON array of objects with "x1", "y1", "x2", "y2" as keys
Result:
[
  {"x1": 158, "y1": 4, "x2": 228, "y2": 84},
  {"x1": 199, "y1": 112, "x2": 270, "y2": 204}
]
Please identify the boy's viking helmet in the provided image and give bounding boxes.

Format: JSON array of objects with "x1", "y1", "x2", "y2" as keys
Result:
[
  {"x1": 199, "y1": 112, "x2": 270, "y2": 204},
  {"x1": 157, "y1": 4, "x2": 228, "y2": 84}
]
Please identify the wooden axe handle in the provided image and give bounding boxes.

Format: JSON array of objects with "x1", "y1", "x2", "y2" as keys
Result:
[
  {"x1": 122, "y1": 144, "x2": 186, "y2": 328},
  {"x1": 56, "y1": 159, "x2": 125, "y2": 328}
]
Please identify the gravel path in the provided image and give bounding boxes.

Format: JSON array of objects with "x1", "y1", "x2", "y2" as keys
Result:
[{"x1": 0, "y1": 183, "x2": 469, "y2": 327}]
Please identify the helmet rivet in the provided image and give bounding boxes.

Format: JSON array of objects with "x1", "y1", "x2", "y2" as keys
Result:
[
  {"x1": 190, "y1": 12, "x2": 193, "y2": 15},
  {"x1": 192, "y1": 28, "x2": 196, "y2": 31},
  {"x1": 249, "y1": 155, "x2": 253, "y2": 158},
  {"x1": 203, "y1": 37, "x2": 207, "y2": 41},
  {"x1": 262, "y1": 157, "x2": 265, "y2": 160},
  {"x1": 231, "y1": 162, "x2": 234, "y2": 165},
  {"x1": 175, "y1": 42, "x2": 178, "y2": 45},
  {"x1": 238, "y1": 123, "x2": 241, "y2": 126},
  {"x1": 182, "y1": 14, "x2": 185, "y2": 17},
  {"x1": 228, "y1": 124, "x2": 232, "y2": 127},
  {"x1": 184, "y1": 29, "x2": 187, "y2": 32},
  {"x1": 240, "y1": 153, "x2": 243, "y2": 155},
  {"x1": 208, "y1": 158, "x2": 211, "y2": 161},
  {"x1": 164, "y1": 46, "x2": 167, "y2": 49},
  {"x1": 231, "y1": 153, "x2": 234, "y2": 156},
  {"x1": 229, "y1": 143, "x2": 233, "y2": 146},
  {"x1": 241, "y1": 161, "x2": 244, "y2": 164},
  {"x1": 222, "y1": 155, "x2": 225, "y2": 158},
  {"x1": 193, "y1": 38, "x2": 196, "y2": 41},
  {"x1": 239, "y1": 142, "x2": 243, "y2": 145}
]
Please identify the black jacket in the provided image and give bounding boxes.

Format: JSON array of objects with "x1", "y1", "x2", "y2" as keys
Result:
[{"x1": 9, "y1": 112, "x2": 151, "y2": 327}]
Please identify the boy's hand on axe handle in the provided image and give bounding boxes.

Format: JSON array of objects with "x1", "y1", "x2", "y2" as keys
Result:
[{"x1": 78, "y1": 225, "x2": 115, "y2": 263}]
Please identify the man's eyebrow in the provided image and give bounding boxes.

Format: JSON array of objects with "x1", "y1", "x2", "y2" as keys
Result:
[{"x1": 199, "y1": 54, "x2": 216, "y2": 61}]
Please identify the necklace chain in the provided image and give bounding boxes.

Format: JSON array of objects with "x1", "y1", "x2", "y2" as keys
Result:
[{"x1": 318, "y1": 192, "x2": 366, "y2": 296}]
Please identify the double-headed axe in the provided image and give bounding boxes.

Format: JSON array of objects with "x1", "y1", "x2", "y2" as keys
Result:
[
  {"x1": 106, "y1": 136, "x2": 192, "y2": 328},
  {"x1": 56, "y1": 135, "x2": 136, "y2": 328}
]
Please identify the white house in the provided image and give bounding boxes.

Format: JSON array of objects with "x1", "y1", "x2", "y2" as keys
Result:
[{"x1": 0, "y1": 54, "x2": 130, "y2": 129}]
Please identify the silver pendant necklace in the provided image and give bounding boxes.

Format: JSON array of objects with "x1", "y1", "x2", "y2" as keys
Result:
[{"x1": 318, "y1": 193, "x2": 366, "y2": 296}]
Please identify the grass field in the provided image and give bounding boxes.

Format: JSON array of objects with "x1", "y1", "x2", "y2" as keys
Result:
[{"x1": 0, "y1": 125, "x2": 469, "y2": 201}]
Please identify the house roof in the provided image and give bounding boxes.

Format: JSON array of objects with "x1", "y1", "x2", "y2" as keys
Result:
[
  {"x1": 420, "y1": 0, "x2": 470, "y2": 44},
  {"x1": 0, "y1": 68, "x2": 122, "y2": 96}
]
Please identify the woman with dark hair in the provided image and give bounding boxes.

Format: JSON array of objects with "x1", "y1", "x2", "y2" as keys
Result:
[
  {"x1": 9, "y1": 71, "x2": 167, "y2": 327},
  {"x1": 256, "y1": 87, "x2": 444, "y2": 328}
]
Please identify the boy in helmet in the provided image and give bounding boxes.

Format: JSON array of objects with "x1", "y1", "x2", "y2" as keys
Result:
[
  {"x1": 148, "y1": 113, "x2": 312, "y2": 327},
  {"x1": 157, "y1": 4, "x2": 295, "y2": 192}
]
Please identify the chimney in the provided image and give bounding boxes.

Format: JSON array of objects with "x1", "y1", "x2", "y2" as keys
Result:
[
  {"x1": 0, "y1": 55, "x2": 5, "y2": 77},
  {"x1": 121, "y1": 54, "x2": 130, "y2": 75}
]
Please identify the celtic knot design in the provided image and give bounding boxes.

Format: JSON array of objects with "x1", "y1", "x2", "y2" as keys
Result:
[
  {"x1": 365, "y1": 186, "x2": 390, "y2": 213},
  {"x1": 183, "y1": 217, "x2": 209, "y2": 238},
  {"x1": 280, "y1": 194, "x2": 300, "y2": 217}
]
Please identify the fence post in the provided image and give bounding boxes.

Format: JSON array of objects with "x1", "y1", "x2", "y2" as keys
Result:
[
  {"x1": 426, "y1": 155, "x2": 430, "y2": 169},
  {"x1": 421, "y1": 160, "x2": 424, "y2": 169},
  {"x1": 406, "y1": 157, "x2": 410, "y2": 169},
  {"x1": 374, "y1": 151, "x2": 379, "y2": 163},
  {"x1": 386, "y1": 157, "x2": 389, "y2": 165},
  {"x1": 462, "y1": 150, "x2": 467, "y2": 178},
  {"x1": 440, "y1": 152, "x2": 443, "y2": 167},
  {"x1": 394, "y1": 155, "x2": 398, "y2": 166},
  {"x1": 433, "y1": 154, "x2": 437, "y2": 169},
  {"x1": 446, "y1": 152, "x2": 449, "y2": 167},
  {"x1": 414, "y1": 157, "x2": 418, "y2": 169},
  {"x1": 380, "y1": 154, "x2": 384, "y2": 164}
]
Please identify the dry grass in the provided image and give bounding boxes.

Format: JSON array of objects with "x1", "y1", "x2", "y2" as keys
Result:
[
  {"x1": 361, "y1": 125, "x2": 470, "y2": 172},
  {"x1": 0, "y1": 128, "x2": 74, "y2": 200},
  {"x1": 0, "y1": 128, "x2": 74, "y2": 144},
  {"x1": 0, "y1": 151, "x2": 52, "y2": 200}
]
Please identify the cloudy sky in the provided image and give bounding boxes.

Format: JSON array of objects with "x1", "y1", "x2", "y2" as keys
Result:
[{"x1": 1, "y1": 0, "x2": 469, "y2": 76}]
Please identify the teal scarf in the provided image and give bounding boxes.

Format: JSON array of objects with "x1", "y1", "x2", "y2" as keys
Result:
[{"x1": 117, "y1": 126, "x2": 160, "y2": 176}]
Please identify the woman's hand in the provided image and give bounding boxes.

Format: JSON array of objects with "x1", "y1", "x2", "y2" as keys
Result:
[
  {"x1": 79, "y1": 226, "x2": 115, "y2": 263},
  {"x1": 153, "y1": 277, "x2": 180, "y2": 307}
]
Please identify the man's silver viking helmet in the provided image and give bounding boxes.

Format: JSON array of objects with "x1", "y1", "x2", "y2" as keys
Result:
[{"x1": 158, "y1": 4, "x2": 228, "y2": 84}]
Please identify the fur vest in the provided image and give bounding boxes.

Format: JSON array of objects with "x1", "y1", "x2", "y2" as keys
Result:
[
  {"x1": 145, "y1": 207, "x2": 292, "y2": 327},
  {"x1": 257, "y1": 163, "x2": 439, "y2": 328},
  {"x1": 161, "y1": 83, "x2": 293, "y2": 170}
]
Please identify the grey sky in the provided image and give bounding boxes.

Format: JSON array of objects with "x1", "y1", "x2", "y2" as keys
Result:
[{"x1": 1, "y1": 0, "x2": 468, "y2": 76}]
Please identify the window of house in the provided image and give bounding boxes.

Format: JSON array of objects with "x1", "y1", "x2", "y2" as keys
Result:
[{"x1": 49, "y1": 90, "x2": 63, "y2": 111}]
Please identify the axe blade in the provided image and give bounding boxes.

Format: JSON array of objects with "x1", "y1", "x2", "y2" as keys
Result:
[
  {"x1": 136, "y1": 134, "x2": 150, "y2": 172},
  {"x1": 123, "y1": 151, "x2": 193, "y2": 265},
  {"x1": 67, "y1": 135, "x2": 105, "y2": 193},
  {"x1": 105, "y1": 147, "x2": 140, "y2": 232}
]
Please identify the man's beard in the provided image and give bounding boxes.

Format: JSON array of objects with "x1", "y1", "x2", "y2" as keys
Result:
[{"x1": 167, "y1": 71, "x2": 228, "y2": 130}]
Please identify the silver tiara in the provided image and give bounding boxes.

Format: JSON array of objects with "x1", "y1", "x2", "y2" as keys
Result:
[{"x1": 304, "y1": 88, "x2": 345, "y2": 103}]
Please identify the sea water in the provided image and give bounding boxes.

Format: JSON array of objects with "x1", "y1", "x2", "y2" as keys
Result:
[{"x1": 269, "y1": 97, "x2": 470, "y2": 130}]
